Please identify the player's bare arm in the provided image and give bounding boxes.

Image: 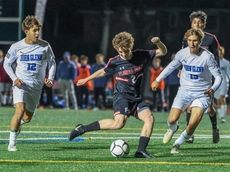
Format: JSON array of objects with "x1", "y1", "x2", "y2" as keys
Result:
[
  {"x1": 151, "y1": 37, "x2": 167, "y2": 57},
  {"x1": 77, "y1": 68, "x2": 106, "y2": 86}
]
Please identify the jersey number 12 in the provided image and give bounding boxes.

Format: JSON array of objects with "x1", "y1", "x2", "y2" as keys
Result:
[{"x1": 27, "y1": 63, "x2": 36, "y2": 71}]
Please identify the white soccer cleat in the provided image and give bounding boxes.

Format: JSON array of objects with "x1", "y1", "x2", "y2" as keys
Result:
[
  {"x1": 221, "y1": 117, "x2": 226, "y2": 123},
  {"x1": 163, "y1": 125, "x2": 179, "y2": 144},
  {"x1": 8, "y1": 145, "x2": 17, "y2": 152},
  {"x1": 170, "y1": 144, "x2": 180, "y2": 154},
  {"x1": 163, "y1": 129, "x2": 174, "y2": 144}
]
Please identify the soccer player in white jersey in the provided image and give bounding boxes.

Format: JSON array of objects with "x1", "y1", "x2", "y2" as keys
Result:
[
  {"x1": 152, "y1": 28, "x2": 222, "y2": 154},
  {"x1": 3, "y1": 16, "x2": 56, "y2": 151},
  {"x1": 214, "y1": 46, "x2": 230, "y2": 123}
]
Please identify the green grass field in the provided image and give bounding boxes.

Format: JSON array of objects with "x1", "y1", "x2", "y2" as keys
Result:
[{"x1": 0, "y1": 107, "x2": 230, "y2": 172}]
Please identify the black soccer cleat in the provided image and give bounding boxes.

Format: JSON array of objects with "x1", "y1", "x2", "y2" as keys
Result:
[
  {"x1": 134, "y1": 150, "x2": 154, "y2": 158},
  {"x1": 69, "y1": 124, "x2": 85, "y2": 141},
  {"x1": 212, "y1": 128, "x2": 220, "y2": 144}
]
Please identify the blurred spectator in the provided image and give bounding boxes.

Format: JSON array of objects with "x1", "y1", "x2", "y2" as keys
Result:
[
  {"x1": 71, "y1": 54, "x2": 81, "y2": 68},
  {"x1": 71, "y1": 53, "x2": 81, "y2": 107},
  {"x1": 0, "y1": 49, "x2": 12, "y2": 106},
  {"x1": 74, "y1": 54, "x2": 93, "y2": 109},
  {"x1": 91, "y1": 53, "x2": 108, "y2": 110},
  {"x1": 165, "y1": 53, "x2": 180, "y2": 109},
  {"x1": 56, "y1": 51, "x2": 78, "y2": 110},
  {"x1": 150, "y1": 57, "x2": 166, "y2": 111}
]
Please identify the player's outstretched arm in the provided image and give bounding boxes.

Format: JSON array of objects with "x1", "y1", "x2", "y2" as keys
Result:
[
  {"x1": 151, "y1": 37, "x2": 167, "y2": 57},
  {"x1": 77, "y1": 68, "x2": 106, "y2": 86}
]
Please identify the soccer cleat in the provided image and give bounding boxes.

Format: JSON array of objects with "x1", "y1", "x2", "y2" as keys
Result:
[
  {"x1": 163, "y1": 125, "x2": 179, "y2": 144},
  {"x1": 134, "y1": 150, "x2": 154, "y2": 158},
  {"x1": 8, "y1": 145, "x2": 17, "y2": 152},
  {"x1": 69, "y1": 124, "x2": 85, "y2": 141},
  {"x1": 170, "y1": 144, "x2": 180, "y2": 154},
  {"x1": 212, "y1": 128, "x2": 220, "y2": 144},
  {"x1": 185, "y1": 135, "x2": 194, "y2": 144},
  {"x1": 221, "y1": 118, "x2": 226, "y2": 123}
]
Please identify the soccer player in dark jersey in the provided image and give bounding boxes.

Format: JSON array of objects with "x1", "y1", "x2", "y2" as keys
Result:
[
  {"x1": 69, "y1": 31, "x2": 167, "y2": 158},
  {"x1": 182, "y1": 10, "x2": 220, "y2": 143}
]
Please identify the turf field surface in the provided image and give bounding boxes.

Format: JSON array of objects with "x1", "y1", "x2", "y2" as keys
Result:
[{"x1": 0, "y1": 107, "x2": 230, "y2": 172}]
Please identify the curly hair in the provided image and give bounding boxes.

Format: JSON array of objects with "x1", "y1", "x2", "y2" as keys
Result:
[
  {"x1": 112, "y1": 32, "x2": 134, "y2": 50},
  {"x1": 184, "y1": 28, "x2": 205, "y2": 42},
  {"x1": 22, "y1": 15, "x2": 42, "y2": 32}
]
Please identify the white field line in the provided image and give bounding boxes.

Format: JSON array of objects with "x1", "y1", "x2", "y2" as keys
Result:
[
  {"x1": 1, "y1": 130, "x2": 230, "y2": 141},
  {"x1": 0, "y1": 130, "x2": 229, "y2": 137}
]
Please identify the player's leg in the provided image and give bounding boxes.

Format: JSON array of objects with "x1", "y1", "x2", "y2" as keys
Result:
[
  {"x1": 171, "y1": 107, "x2": 204, "y2": 154},
  {"x1": 15, "y1": 88, "x2": 41, "y2": 137},
  {"x1": 163, "y1": 108, "x2": 181, "y2": 144},
  {"x1": 17, "y1": 109, "x2": 33, "y2": 134},
  {"x1": 8, "y1": 102, "x2": 25, "y2": 151},
  {"x1": 218, "y1": 95, "x2": 227, "y2": 123},
  {"x1": 69, "y1": 114, "x2": 127, "y2": 140},
  {"x1": 164, "y1": 88, "x2": 192, "y2": 144},
  {"x1": 208, "y1": 103, "x2": 219, "y2": 143},
  {"x1": 69, "y1": 95, "x2": 129, "y2": 140},
  {"x1": 185, "y1": 107, "x2": 194, "y2": 143},
  {"x1": 134, "y1": 108, "x2": 154, "y2": 158}
]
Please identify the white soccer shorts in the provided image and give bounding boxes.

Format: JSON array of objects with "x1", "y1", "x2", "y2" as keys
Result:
[
  {"x1": 13, "y1": 85, "x2": 41, "y2": 113},
  {"x1": 172, "y1": 88, "x2": 211, "y2": 111}
]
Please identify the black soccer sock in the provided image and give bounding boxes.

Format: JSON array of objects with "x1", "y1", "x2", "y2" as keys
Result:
[
  {"x1": 137, "y1": 136, "x2": 150, "y2": 152},
  {"x1": 186, "y1": 112, "x2": 191, "y2": 126},
  {"x1": 83, "y1": 121, "x2": 100, "y2": 132},
  {"x1": 209, "y1": 112, "x2": 217, "y2": 130}
]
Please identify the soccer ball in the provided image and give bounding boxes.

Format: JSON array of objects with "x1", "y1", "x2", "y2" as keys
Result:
[{"x1": 110, "y1": 139, "x2": 129, "y2": 157}]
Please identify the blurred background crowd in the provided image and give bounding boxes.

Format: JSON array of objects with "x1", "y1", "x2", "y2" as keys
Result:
[{"x1": 0, "y1": 0, "x2": 230, "y2": 111}]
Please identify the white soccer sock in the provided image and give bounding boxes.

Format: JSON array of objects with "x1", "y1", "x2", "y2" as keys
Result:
[
  {"x1": 9, "y1": 131, "x2": 17, "y2": 146},
  {"x1": 174, "y1": 130, "x2": 190, "y2": 145},
  {"x1": 223, "y1": 105, "x2": 227, "y2": 116},
  {"x1": 168, "y1": 122, "x2": 178, "y2": 132},
  {"x1": 220, "y1": 105, "x2": 225, "y2": 119},
  {"x1": 217, "y1": 108, "x2": 222, "y2": 119}
]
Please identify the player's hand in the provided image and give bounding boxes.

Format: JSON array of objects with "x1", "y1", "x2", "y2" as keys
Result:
[
  {"x1": 151, "y1": 80, "x2": 159, "y2": 91},
  {"x1": 151, "y1": 37, "x2": 160, "y2": 44},
  {"x1": 77, "y1": 78, "x2": 88, "y2": 86},
  {"x1": 44, "y1": 79, "x2": 54, "y2": 88},
  {"x1": 177, "y1": 70, "x2": 181, "y2": 78},
  {"x1": 204, "y1": 88, "x2": 214, "y2": 97},
  {"x1": 14, "y1": 78, "x2": 23, "y2": 88}
]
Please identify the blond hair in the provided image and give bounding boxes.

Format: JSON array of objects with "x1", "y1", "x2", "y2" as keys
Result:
[
  {"x1": 184, "y1": 28, "x2": 204, "y2": 42},
  {"x1": 22, "y1": 15, "x2": 42, "y2": 32}
]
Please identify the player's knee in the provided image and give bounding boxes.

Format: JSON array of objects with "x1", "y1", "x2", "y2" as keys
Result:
[
  {"x1": 15, "y1": 106, "x2": 25, "y2": 116},
  {"x1": 111, "y1": 120, "x2": 125, "y2": 130},
  {"x1": 144, "y1": 114, "x2": 154, "y2": 125},
  {"x1": 23, "y1": 115, "x2": 32, "y2": 123}
]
